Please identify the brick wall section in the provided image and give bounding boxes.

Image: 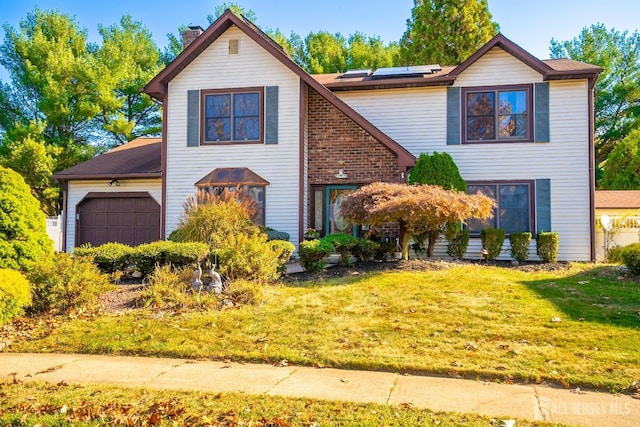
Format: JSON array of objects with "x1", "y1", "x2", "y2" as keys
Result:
[
  {"x1": 307, "y1": 88, "x2": 402, "y2": 239},
  {"x1": 307, "y1": 88, "x2": 402, "y2": 186}
]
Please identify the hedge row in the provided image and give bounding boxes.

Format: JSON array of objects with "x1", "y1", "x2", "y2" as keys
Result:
[{"x1": 74, "y1": 241, "x2": 210, "y2": 276}]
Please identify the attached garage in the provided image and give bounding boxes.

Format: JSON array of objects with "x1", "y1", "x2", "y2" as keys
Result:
[
  {"x1": 76, "y1": 193, "x2": 160, "y2": 247},
  {"x1": 53, "y1": 138, "x2": 163, "y2": 252}
]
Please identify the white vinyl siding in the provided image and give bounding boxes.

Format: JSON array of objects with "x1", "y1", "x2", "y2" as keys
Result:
[
  {"x1": 64, "y1": 179, "x2": 162, "y2": 252},
  {"x1": 337, "y1": 48, "x2": 591, "y2": 261},
  {"x1": 166, "y1": 26, "x2": 301, "y2": 245}
]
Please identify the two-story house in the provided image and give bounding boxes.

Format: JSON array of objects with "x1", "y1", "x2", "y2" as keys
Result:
[{"x1": 54, "y1": 10, "x2": 601, "y2": 261}]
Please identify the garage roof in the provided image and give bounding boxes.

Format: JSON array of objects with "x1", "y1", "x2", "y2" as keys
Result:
[
  {"x1": 595, "y1": 190, "x2": 640, "y2": 209},
  {"x1": 53, "y1": 137, "x2": 162, "y2": 181}
]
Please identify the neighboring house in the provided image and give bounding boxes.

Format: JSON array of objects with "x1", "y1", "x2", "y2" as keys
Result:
[
  {"x1": 55, "y1": 11, "x2": 601, "y2": 261},
  {"x1": 594, "y1": 190, "x2": 640, "y2": 261}
]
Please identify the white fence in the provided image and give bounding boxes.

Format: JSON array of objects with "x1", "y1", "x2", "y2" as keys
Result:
[
  {"x1": 46, "y1": 215, "x2": 63, "y2": 252},
  {"x1": 596, "y1": 215, "x2": 640, "y2": 261}
]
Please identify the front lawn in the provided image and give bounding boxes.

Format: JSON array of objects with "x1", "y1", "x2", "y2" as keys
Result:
[{"x1": 6, "y1": 262, "x2": 640, "y2": 392}]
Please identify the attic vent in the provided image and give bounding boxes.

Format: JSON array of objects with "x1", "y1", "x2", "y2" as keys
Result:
[
  {"x1": 341, "y1": 69, "x2": 372, "y2": 78},
  {"x1": 229, "y1": 39, "x2": 239, "y2": 55},
  {"x1": 372, "y1": 65, "x2": 442, "y2": 79}
]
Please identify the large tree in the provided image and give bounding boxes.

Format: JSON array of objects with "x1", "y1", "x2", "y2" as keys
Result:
[
  {"x1": 599, "y1": 128, "x2": 640, "y2": 189},
  {"x1": 399, "y1": 0, "x2": 499, "y2": 66},
  {"x1": 95, "y1": 14, "x2": 163, "y2": 146},
  {"x1": 550, "y1": 24, "x2": 640, "y2": 166},
  {"x1": 340, "y1": 182, "x2": 494, "y2": 259},
  {"x1": 0, "y1": 8, "x2": 99, "y2": 149}
]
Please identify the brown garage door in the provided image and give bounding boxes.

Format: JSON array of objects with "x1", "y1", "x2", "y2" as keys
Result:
[{"x1": 77, "y1": 194, "x2": 160, "y2": 247}]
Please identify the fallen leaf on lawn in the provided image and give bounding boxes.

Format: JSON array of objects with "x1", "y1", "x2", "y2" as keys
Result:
[
  {"x1": 447, "y1": 371, "x2": 461, "y2": 379},
  {"x1": 451, "y1": 361, "x2": 463, "y2": 367},
  {"x1": 499, "y1": 344, "x2": 509, "y2": 350},
  {"x1": 465, "y1": 342, "x2": 478, "y2": 351},
  {"x1": 577, "y1": 281, "x2": 589, "y2": 285},
  {"x1": 149, "y1": 412, "x2": 160, "y2": 425},
  {"x1": 551, "y1": 317, "x2": 562, "y2": 323},
  {"x1": 274, "y1": 359, "x2": 289, "y2": 367},
  {"x1": 400, "y1": 402, "x2": 414, "y2": 410},
  {"x1": 35, "y1": 365, "x2": 64, "y2": 375}
]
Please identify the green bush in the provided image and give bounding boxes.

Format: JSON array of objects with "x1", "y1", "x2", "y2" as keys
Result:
[
  {"x1": 536, "y1": 231, "x2": 559, "y2": 263},
  {"x1": 74, "y1": 242, "x2": 133, "y2": 274},
  {"x1": 299, "y1": 239, "x2": 335, "y2": 273},
  {"x1": 480, "y1": 228, "x2": 505, "y2": 261},
  {"x1": 352, "y1": 238, "x2": 379, "y2": 262},
  {"x1": 216, "y1": 230, "x2": 282, "y2": 283},
  {"x1": 269, "y1": 240, "x2": 296, "y2": 274},
  {"x1": 131, "y1": 241, "x2": 209, "y2": 277},
  {"x1": 621, "y1": 243, "x2": 640, "y2": 274},
  {"x1": 445, "y1": 225, "x2": 469, "y2": 259},
  {"x1": 0, "y1": 269, "x2": 31, "y2": 324},
  {"x1": 408, "y1": 151, "x2": 466, "y2": 191},
  {"x1": 262, "y1": 227, "x2": 290, "y2": 242},
  {"x1": 321, "y1": 233, "x2": 359, "y2": 266},
  {"x1": 0, "y1": 165, "x2": 53, "y2": 270},
  {"x1": 509, "y1": 232, "x2": 532, "y2": 263},
  {"x1": 607, "y1": 245, "x2": 625, "y2": 264},
  {"x1": 28, "y1": 253, "x2": 111, "y2": 314}
]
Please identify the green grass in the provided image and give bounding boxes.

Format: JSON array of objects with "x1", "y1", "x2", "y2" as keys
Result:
[
  {"x1": 0, "y1": 380, "x2": 564, "y2": 426},
  {"x1": 9, "y1": 263, "x2": 640, "y2": 392}
]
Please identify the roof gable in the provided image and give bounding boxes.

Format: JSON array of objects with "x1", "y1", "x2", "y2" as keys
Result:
[{"x1": 143, "y1": 10, "x2": 415, "y2": 168}]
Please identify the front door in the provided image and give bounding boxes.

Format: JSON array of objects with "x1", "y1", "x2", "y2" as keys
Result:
[{"x1": 325, "y1": 186, "x2": 357, "y2": 236}]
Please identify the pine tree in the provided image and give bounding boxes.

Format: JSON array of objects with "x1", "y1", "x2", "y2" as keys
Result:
[{"x1": 399, "y1": 0, "x2": 499, "y2": 66}]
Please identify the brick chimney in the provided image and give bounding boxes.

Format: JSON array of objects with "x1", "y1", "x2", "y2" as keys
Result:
[{"x1": 182, "y1": 25, "x2": 204, "y2": 49}]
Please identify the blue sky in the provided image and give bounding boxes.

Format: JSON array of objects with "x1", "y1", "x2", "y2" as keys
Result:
[{"x1": 1, "y1": 0, "x2": 639, "y2": 82}]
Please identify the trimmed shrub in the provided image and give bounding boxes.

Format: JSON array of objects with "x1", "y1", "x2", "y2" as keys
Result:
[
  {"x1": 216, "y1": 230, "x2": 282, "y2": 283},
  {"x1": 270, "y1": 240, "x2": 296, "y2": 274},
  {"x1": 0, "y1": 165, "x2": 53, "y2": 270},
  {"x1": 352, "y1": 238, "x2": 379, "y2": 262},
  {"x1": 322, "y1": 233, "x2": 359, "y2": 266},
  {"x1": 445, "y1": 225, "x2": 469, "y2": 259},
  {"x1": 536, "y1": 231, "x2": 559, "y2": 263},
  {"x1": 607, "y1": 245, "x2": 625, "y2": 264},
  {"x1": 262, "y1": 227, "x2": 290, "y2": 242},
  {"x1": 74, "y1": 242, "x2": 133, "y2": 274},
  {"x1": 509, "y1": 232, "x2": 532, "y2": 263},
  {"x1": 480, "y1": 228, "x2": 505, "y2": 261},
  {"x1": 131, "y1": 241, "x2": 209, "y2": 277},
  {"x1": 408, "y1": 151, "x2": 466, "y2": 191},
  {"x1": 0, "y1": 269, "x2": 31, "y2": 324},
  {"x1": 621, "y1": 243, "x2": 640, "y2": 274},
  {"x1": 28, "y1": 253, "x2": 111, "y2": 314},
  {"x1": 299, "y1": 239, "x2": 335, "y2": 273}
]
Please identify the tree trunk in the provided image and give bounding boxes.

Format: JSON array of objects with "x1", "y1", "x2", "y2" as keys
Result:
[
  {"x1": 402, "y1": 232, "x2": 411, "y2": 260},
  {"x1": 426, "y1": 230, "x2": 438, "y2": 257}
]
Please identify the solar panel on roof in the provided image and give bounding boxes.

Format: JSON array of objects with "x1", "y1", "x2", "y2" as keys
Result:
[
  {"x1": 371, "y1": 65, "x2": 442, "y2": 79},
  {"x1": 341, "y1": 69, "x2": 373, "y2": 78}
]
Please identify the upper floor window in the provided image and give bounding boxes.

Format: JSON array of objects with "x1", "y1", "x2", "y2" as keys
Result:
[
  {"x1": 201, "y1": 88, "x2": 263, "y2": 144},
  {"x1": 467, "y1": 181, "x2": 534, "y2": 234},
  {"x1": 463, "y1": 85, "x2": 532, "y2": 143}
]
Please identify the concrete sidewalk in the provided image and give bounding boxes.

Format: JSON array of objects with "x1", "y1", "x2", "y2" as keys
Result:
[{"x1": 2, "y1": 353, "x2": 639, "y2": 426}]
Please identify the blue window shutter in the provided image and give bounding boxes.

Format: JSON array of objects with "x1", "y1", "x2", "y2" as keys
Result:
[
  {"x1": 536, "y1": 178, "x2": 551, "y2": 233},
  {"x1": 447, "y1": 87, "x2": 461, "y2": 145},
  {"x1": 534, "y1": 82, "x2": 549, "y2": 142},
  {"x1": 187, "y1": 90, "x2": 200, "y2": 147},
  {"x1": 265, "y1": 86, "x2": 278, "y2": 144}
]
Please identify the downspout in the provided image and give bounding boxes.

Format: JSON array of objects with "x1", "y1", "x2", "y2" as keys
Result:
[
  {"x1": 60, "y1": 179, "x2": 68, "y2": 253},
  {"x1": 588, "y1": 76, "x2": 597, "y2": 261}
]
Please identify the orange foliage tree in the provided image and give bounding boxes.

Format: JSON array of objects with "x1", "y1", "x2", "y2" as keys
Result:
[{"x1": 340, "y1": 182, "x2": 495, "y2": 259}]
